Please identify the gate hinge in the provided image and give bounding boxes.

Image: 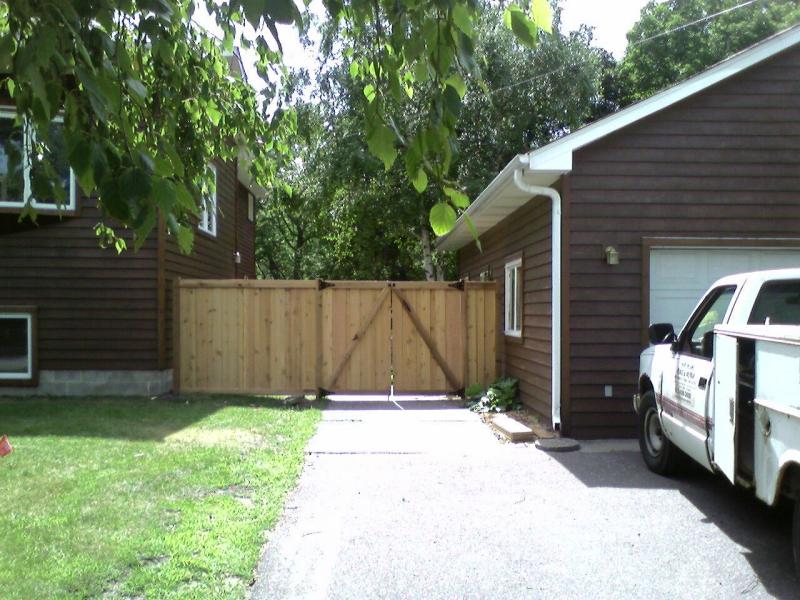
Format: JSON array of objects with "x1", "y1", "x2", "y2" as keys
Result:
[
  {"x1": 318, "y1": 279, "x2": 335, "y2": 290},
  {"x1": 449, "y1": 279, "x2": 465, "y2": 290}
]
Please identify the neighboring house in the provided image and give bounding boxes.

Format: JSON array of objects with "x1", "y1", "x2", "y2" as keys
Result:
[
  {"x1": 0, "y1": 128, "x2": 260, "y2": 396},
  {"x1": 438, "y1": 26, "x2": 800, "y2": 439}
]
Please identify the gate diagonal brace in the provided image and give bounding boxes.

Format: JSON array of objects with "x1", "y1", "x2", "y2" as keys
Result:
[
  {"x1": 326, "y1": 287, "x2": 391, "y2": 389},
  {"x1": 392, "y1": 288, "x2": 462, "y2": 391}
]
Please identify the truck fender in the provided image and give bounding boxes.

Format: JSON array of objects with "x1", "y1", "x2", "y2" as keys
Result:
[{"x1": 769, "y1": 452, "x2": 800, "y2": 505}]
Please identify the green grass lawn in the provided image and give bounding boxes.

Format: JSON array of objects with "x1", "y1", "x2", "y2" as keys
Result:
[{"x1": 0, "y1": 396, "x2": 320, "y2": 599}]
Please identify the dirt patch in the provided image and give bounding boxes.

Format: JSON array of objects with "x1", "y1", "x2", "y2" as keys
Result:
[{"x1": 164, "y1": 428, "x2": 266, "y2": 449}]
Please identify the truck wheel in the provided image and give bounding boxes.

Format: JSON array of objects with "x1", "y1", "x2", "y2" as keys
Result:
[
  {"x1": 638, "y1": 391, "x2": 681, "y2": 475},
  {"x1": 794, "y1": 500, "x2": 800, "y2": 580}
]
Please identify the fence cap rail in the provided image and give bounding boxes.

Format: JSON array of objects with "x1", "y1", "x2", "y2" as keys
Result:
[
  {"x1": 176, "y1": 278, "x2": 498, "y2": 291},
  {"x1": 178, "y1": 279, "x2": 320, "y2": 289}
]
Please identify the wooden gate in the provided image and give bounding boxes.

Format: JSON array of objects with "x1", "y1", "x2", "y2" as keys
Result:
[{"x1": 175, "y1": 280, "x2": 496, "y2": 395}]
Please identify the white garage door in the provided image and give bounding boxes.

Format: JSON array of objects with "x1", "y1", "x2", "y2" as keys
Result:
[{"x1": 649, "y1": 247, "x2": 800, "y2": 330}]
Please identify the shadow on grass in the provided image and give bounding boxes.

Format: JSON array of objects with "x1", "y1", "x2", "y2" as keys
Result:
[
  {"x1": 551, "y1": 449, "x2": 797, "y2": 598},
  {"x1": 0, "y1": 395, "x2": 314, "y2": 441}
]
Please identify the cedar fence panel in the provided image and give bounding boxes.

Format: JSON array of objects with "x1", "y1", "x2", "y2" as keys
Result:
[{"x1": 174, "y1": 279, "x2": 497, "y2": 395}]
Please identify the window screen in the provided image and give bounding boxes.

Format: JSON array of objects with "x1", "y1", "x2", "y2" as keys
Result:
[{"x1": 748, "y1": 280, "x2": 800, "y2": 325}]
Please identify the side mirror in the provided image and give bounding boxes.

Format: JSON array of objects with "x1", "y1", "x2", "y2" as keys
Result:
[
  {"x1": 648, "y1": 323, "x2": 676, "y2": 345},
  {"x1": 701, "y1": 330, "x2": 714, "y2": 358}
]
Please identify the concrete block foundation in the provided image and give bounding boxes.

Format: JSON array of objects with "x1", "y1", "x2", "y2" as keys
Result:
[{"x1": 0, "y1": 369, "x2": 173, "y2": 397}]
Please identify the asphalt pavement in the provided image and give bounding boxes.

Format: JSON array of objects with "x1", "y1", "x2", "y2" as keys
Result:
[{"x1": 250, "y1": 397, "x2": 797, "y2": 600}]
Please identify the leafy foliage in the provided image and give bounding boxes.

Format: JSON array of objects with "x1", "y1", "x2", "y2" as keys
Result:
[
  {"x1": 618, "y1": 0, "x2": 800, "y2": 104},
  {"x1": 469, "y1": 377, "x2": 519, "y2": 413},
  {"x1": 0, "y1": 0, "x2": 551, "y2": 250},
  {"x1": 257, "y1": 3, "x2": 605, "y2": 280}
]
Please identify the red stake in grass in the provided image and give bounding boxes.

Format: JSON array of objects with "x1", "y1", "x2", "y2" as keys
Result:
[{"x1": 0, "y1": 435, "x2": 12, "y2": 457}]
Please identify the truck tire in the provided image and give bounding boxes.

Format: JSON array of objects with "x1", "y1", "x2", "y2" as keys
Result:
[
  {"x1": 638, "y1": 391, "x2": 681, "y2": 475},
  {"x1": 794, "y1": 500, "x2": 800, "y2": 580}
]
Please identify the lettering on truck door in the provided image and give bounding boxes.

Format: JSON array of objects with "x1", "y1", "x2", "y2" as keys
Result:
[{"x1": 659, "y1": 286, "x2": 737, "y2": 468}]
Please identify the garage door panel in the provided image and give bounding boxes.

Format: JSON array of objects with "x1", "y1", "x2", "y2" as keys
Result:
[{"x1": 649, "y1": 247, "x2": 800, "y2": 330}]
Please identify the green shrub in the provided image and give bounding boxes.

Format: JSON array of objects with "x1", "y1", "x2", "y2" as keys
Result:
[{"x1": 468, "y1": 377, "x2": 519, "y2": 413}]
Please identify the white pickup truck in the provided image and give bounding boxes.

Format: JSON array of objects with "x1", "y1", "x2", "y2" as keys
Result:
[{"x1": 635, "y1": 269, "x2": 800, "y2": 576}]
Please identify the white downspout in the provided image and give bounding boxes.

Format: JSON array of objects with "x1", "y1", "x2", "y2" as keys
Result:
[{"x1": 512, "y1": 168, "x2": 562, "y2": 430}]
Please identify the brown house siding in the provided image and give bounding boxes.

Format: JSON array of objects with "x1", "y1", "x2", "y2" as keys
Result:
[
  {"x1": 235, "y1": 182, "x2": 256, "y2": 279},
  {"x1": 565, "y1": 44, "x2": 800, "y2": 438},
  {"x1": 161, "y1": 159, "x2": 249, "y2": 368},
  {"x1": 0, "y1": 202, "x2": 159, "y2": 372},
  {"x1": 459, "y1": 199, "x2": 553, "y2": 418}
]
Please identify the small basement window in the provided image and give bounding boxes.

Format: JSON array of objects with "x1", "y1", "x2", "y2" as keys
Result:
[
  {"x1": 0, "y1": 311, "x2": 34, "y2": 381},
  {"x1": 0, "y1": 110, "x2": 77, "y2": 211},
  {"x1": 505, "y1": 258, "x2": 522, "y2": 337},
  {"x1": 199, "y1": 164, "x2": 218, "y2": 236}
]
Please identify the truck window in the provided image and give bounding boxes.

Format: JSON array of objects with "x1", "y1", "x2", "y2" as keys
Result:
[
  {"x1": 748, "y1": 280, "x2": 800, "y2": 325},
  {"x1": 683, "y1": 286, "x2": 736, "y2": 357}
]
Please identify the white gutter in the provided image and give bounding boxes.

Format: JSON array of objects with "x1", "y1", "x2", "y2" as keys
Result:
[{"x1": 512, "y1": 168, "x2": 562, "y2": 430}]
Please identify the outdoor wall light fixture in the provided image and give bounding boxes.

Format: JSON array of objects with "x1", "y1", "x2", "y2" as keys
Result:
[
  {"x1": 604, "y1": 246, "x2": 619, "y2": 265},
  {"x1": 234, "y1": 251, "x2": 242, "y2": 264}
]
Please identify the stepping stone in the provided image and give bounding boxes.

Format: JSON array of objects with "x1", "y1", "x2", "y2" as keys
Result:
[
  {"x1": 535, "y1": 437, "x2": 580, "y2": 452},
  {"x1": 490, "y1": 414, "x2": 536, "y2": 442}
]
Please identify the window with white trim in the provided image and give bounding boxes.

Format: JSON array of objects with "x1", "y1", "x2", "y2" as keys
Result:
[
  {"x1": 199, "y1": 164, "x2": 218, "y2": 236},
  {"x1": 0, "y1": 111, "x2": 76, "y2": 211},
  {"x1": 505, "y1": 258, "x2": 522, "y2": 337},
  {"x1": 247, "y1": 192, "x2": 255, "y2": 222},
  {"x1": 0, "y1": 312, "x2": 33, "y2": 381}
]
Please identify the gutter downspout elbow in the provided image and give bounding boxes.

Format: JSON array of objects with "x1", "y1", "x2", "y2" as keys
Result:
[{"x1": 512, "y1": 169, "x2": 562, "y2": 430}]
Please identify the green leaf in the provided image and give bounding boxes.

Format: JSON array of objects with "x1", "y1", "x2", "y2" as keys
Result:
[
  {"x1": 531, "y1": 0, "x2": 553, "y2": 34},
  {"x1": 463, "y1": 214, "x2": 482, "y2": 252},
  {"x1": 411, "y1": 169, "x2": 428, "y2": 193},
  {"x1": 126, "y1": 77, "x2": 147, "y2": 103},
  {"x1": 452, "y1": 4, "x2": 474, "y2": 37},
  {"x1": 367, "y1": 124, "x2": 397, "y2": 171},
  {"x1": 445, "y1": 73, "x2": 466, "y2": 98},
  {"x1": 176, "y1": 223, "x2": 194, "y2": 254},
  {"x1": 152, "y1": 177, "x2": 176, "y2": 213},
  {"x1": 430, "y1": 202, "x2": 456, "y2": 236},
  {"x1": 444, "y1": 186, "x2": 469, "y2": 209},
  {"x1": 349, "y1": 61, "x2": 359, "y2": 79},
  {"x1": 206, "y1": 101, "x2": 222, "y2": 126},
  {"x1": 363, "y1": 83, "x2": 376, "y2": 103},
  {"x1": 504, "y1": 6, "x2": 538, "y2": 48}
]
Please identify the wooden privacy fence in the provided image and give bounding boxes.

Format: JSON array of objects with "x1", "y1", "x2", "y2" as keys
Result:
[{"x1": 174, "y1": 279, "x2": 496, "y2": 395}]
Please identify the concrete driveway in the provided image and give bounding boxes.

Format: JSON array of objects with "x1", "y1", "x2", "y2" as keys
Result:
[{"x1": 251, "y1": 398, "x2": 797, "y2": 600}]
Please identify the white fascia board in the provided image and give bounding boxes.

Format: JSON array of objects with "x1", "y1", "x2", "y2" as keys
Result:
[{"x1": 237, "y1": 148, "x2": 268, "y2": 200}]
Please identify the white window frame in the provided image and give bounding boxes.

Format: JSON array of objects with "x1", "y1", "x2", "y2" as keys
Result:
[
  {"x1": 199, "y1": 163, "x2": 218, "y2": 237},
  {"x1": 0, "y1": 312, "x2": 33, "y2": 380},
  {"x1": 504, "y1": 258, "x2": 522, "y2": 337},
  {"x1": 0, "y1": 110, "x2": 77, "y2": 211},
  {"x1": 247, "y1": 192, "x2": 255, "y2": 222}
]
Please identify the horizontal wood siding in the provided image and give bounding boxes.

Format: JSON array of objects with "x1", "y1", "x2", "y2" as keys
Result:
[
  {"x1": 566, "y1": 44, "x2": 800, "y2": 438},
  {"x1": 459, "y1": 200, "x2": 552, "y2": 419},
  {"x1": 0, "y1": 200, "x2": 159, "y2": 371},
  {"x1": 163, "y1": 159, "x2": 248, "y2": 368},
  {"x1": 236, "y1": 182, "x2": 256, "y2": 279}
]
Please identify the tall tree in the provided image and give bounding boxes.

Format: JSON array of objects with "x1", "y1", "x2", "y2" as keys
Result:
[
  {"x1": 258, "y1": 3, "x2": 605, "y2": 280},
  {"x1": 618, "y1": 0, "x2": 800, "y2": 104}
]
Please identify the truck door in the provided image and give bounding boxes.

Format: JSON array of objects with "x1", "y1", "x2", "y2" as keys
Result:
[
  {"x1": 712, "y1": 332, "x2": 738, "y2": 483},
  {"x1": 660, "y1": 286, "x2": 737, "y2": 469}
]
